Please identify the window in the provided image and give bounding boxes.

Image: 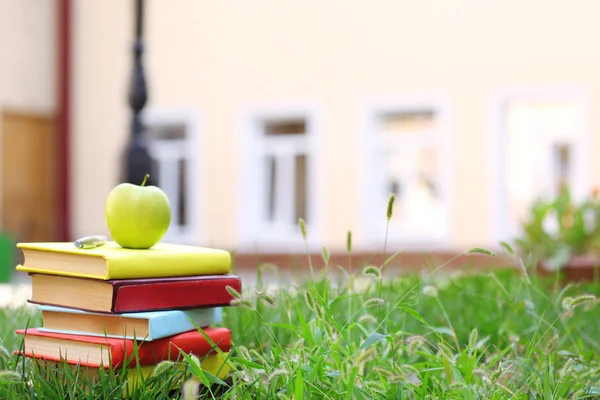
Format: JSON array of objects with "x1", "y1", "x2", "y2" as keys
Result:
[
  {"x1": 259, "y1": 119, "x2": 309, "y2": 230},
  {"x1": 495, "y1": 94, "x2": 589, "y2": 241},
  {"x1": 363, "y1": 98, "x2": 451, "y2": 246},
  {"x1": 240, "y1": 109, "x2": 320, "y2": 248},
  {"x1": 144, "y1": 110, "x2": 199, "y2": 244}
]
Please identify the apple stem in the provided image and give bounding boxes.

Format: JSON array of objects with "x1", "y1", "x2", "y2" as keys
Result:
[{"x1": 141, "y1": 174, "x2": 150, "y2": 187}]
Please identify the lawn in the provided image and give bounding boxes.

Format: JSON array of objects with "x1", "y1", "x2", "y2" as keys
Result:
[{"x1": 1, "y1": 249, "x2": 600, "y2": 399}]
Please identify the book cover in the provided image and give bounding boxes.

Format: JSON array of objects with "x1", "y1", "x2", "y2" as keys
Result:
[
  {"x1": 28, "y1": 273, "x2": 242, "y2": 313},
  {"x1": 16, "y1": 241, "x2": 231, "y2": 280},
  {"x1": 36, "y1": 305, "x2": 224, "y2": 341},
  {"x1": 15, "y1": 327, "x2": 231, "y2": 368}
]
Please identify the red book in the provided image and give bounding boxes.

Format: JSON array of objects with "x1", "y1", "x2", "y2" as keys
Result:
[
  {"x1": 27, "y1": 273, "x2": 242, "y2": 313},
  {"x1": 15, "y1": 327, "x2": 231, "y2": 368}
]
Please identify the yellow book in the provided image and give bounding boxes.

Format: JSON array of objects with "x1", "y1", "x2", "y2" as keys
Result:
[{"x1": 16, "y1": 241, "x2": 231, "y2": 280}]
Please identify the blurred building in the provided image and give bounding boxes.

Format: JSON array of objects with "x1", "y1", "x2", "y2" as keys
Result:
[{"x1": 1, "y1": 0, "x2": 600, "y2": 258}]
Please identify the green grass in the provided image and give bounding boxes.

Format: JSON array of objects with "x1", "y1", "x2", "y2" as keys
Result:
[
  {"x1": 2, "y1": 257, "x2": 600, "y2": 399},
  {"x1": 1, "y1": 196, "x2": 600, "y2": 398}
]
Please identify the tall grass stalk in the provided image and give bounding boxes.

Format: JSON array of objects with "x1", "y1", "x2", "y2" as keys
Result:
[
  {"x1": 298, "y1": 218, "x2": 313, "y2": 279},
  {"x1": 346, "y1": 230, "x2": 352, "y2": 275},
  {"x1": 383, "y1": 193, "x2": 395, "y2": 257}
]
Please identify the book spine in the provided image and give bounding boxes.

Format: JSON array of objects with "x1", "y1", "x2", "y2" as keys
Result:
[
  {"x1": 112, "y1": 278, "x2": 241, "y2": 313},
  {"x1": 147, "y1": 308, "x2": 221, "y2": 340}
]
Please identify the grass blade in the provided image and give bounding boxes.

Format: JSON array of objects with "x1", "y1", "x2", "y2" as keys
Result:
[
  {"x1": 359, "y1": 332, "x2": 387, "y2": 350},
  {"x1": 345, "y1": 366, "x2": 358, "y2": 400},
  {"x1": 295, "y1": 363, "x2": 304, "y2": 400}
]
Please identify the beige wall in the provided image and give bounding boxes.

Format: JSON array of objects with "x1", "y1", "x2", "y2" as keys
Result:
[
  {"x1": 70, "y1": 0, "x2": 130, "y2": 244},
  {"x1": 70, "y1": 0, "x2": 600, "y2": 252},
  {"x1": 0, "y1": 0, "x2": 56, "y2": 113}
]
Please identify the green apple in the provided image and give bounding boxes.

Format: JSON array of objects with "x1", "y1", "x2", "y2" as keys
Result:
[{"x1": 105, "y1": 174, "x2": 171, "y2": 249}]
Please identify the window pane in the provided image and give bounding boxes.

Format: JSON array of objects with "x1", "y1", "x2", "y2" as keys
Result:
[
  {"x1": 505, "y1": 100, "x2": 580, "y2": 237},
  {"x1": 384, "y1": 148, "x2": 444, "y2": 235},
  {"x1": 147, "y1": 123, "x2": 187, "y2": 140},
  {"x1": 266, "y1": 156, "x2": 277, "y2": 221},
  {"x1": 381, "y1": 110, "x2": 436, "y2": 134},
  {"x1": 417, "y1": 148, "x2": 439, "y2": 198},
  {"x1": 264, "y1": 119, "x2": 306, "y2": 136},
  {"x1": 552, "y1": 143, "x2": 570, "y2": 194},
  {"x1": 178, "y1": 158, "x2": 187, "y2": 226},
  {"x1": 385, "y1": 149, "x2": 410, "y2": 224},
  {"x1": 294, "y1": 154, "x2": 307, "y2": 223}
]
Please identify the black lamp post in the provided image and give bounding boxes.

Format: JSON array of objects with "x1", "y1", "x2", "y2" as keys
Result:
[{"x1": 123, "y1": 0, "x2": 155, "y2": 185}]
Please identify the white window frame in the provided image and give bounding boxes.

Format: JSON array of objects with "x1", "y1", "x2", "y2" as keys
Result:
[
  {"x1": 488, "y1": 86, "x2": 590, "y2": 244},
  {"x1": 143, "y1": 107, "x2": 202, "y2": 245},
  {"x1": 238, "y1": 104, "x2": 323, "y2": 252},
  {"x1": 360, "y1": 94, "x2": 453, "y2": 250}
]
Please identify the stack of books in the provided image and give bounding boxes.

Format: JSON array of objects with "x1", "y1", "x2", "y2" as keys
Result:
[{"x1": 13, "y1": 241, "x2": 241, "y2": 389}]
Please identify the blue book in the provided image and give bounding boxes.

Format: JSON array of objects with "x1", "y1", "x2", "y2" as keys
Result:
[{"x1": 36, "y1": 305, "x2": 222, "y2": 341}]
